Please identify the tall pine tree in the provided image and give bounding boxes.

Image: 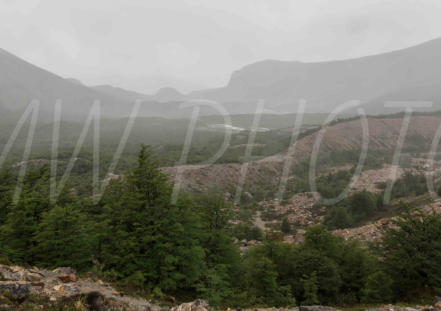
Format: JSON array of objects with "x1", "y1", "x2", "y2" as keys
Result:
[
  {"x1": 0, "y1": 167, "x2": 51, "y2": 263},
  {"x1": 100, "y1": 146, "x2": 205, "y2": 294}
]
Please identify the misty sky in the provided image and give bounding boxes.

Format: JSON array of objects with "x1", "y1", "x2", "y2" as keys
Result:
[{"x1": 2, "y1": 0, "x2": 441, "y2": 94}]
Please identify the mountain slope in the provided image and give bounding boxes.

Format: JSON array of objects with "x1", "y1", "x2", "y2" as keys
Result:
[
  {"x1": 0, "y1": 48, "x2": 135, "y2": 119},
  {"x1": 364, "y1": 82, "x2": 441, "y2": 114},
  {"x1": 92, "y1": 84, "x2": 149, "y2": 102},
  {"x1": 4, "y1": 35, "x2": 441, "y2": 118},
  {"x1": 0, "y1": 48, "x2": 199, "y2": 120},
  {"x1": 164, "y1": 115, "x2": 441, "y2": 192},
  {"x1": 192, "y1": 37, "x2": 441, "y2": 113},
  {"x1": 153, "y1": 87, "x2": 185, "y2": 102}
]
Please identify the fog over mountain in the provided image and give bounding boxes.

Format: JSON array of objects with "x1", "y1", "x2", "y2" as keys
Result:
[
  {"x1": 0, "y1": 47, "x2": 124, "y2": 119},
  {"x1": 192, "y1": 37, "x2": 441, "y2": 113},
  {"x1": 0, "y1": 48, "x2": 190, "y2": 119},
  {"x1": 3, "y1": 0, "x2": 441, "y2": 93},
  {"x1": 2, "y1": 36, "x2": 441, "y2": 118}
]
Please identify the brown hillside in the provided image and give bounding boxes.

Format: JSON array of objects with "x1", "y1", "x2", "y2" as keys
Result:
[{"x1": 163, "y1": 115, "x2": 441, "y2": 193}]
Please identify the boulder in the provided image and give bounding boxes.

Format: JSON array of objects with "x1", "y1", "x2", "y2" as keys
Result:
[
  {"x1": 171, "y1": 299, "x2": 209, "y2": 311},
  {"x1": 53, "y1": 284, "x2": 64, "y2": 295},
  {"x1": 300, "y1": 306, "x2": 336, "y2": 311},
  {"x1": 31, "y1": 281, "x2": 45, "y2": 287},
  {"x1": 85, "y1": 291, "x2": 107, "y2": 311},
  {"x1": 53, "y1": 267, "x2": 76, "y2": 275},
  {"x1": 0, "y1": 281, "x2": 30, "y2": 300},
  {"x1": 9, "y1": 266, "x2": 23, "y2": 274},
  {"x1": 0, "y1": 272, "x2": 16, "y2": 282},
  {"x1": 364, "y1": 306, "x2": 422, "y2": 311},
  {"x1": 24, "y1": 271, "x2": 43, "y2": 282},
  {"x1": 435, "y1": 298, "x2": 441, "y2": 309},
  {"x1": 58, "y1": 273, "x2": 77, "y2": 283}
]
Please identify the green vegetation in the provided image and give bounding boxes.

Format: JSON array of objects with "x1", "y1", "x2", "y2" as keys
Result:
[
  {"x1": 1, "y1": 144, "x2": 441, "y2": 307},
  {"x1": 377, "y1": 208, "x2": 441, "y2": 300},
  {"x1": 0, "y1": 111, "x2": 328, "y2": 170},
  {"x1": 324, "y1": 191, "x2": 382, "y2": 230},
  {"x1": 387, "y1": 172, "x2": 428, "y2": 199},
  {"x1": 233, "y1": 223, "x2": 264, "y2": 241},
  {"x1": 301, "y1": 272, "x2": 319, "y2": 305},
  {"x1": 324, "y1": 171, "x2": 431, "y2": 230},
  {"x1": 281, "y1": 217, "x2": 292, "y2": 234},
  {"x1": 285, "y1": 150, "x2": 393, "y2": 200}
]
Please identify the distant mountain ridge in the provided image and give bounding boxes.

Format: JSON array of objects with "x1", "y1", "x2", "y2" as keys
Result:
[
  {"x1": 92, "y1": 84, "x2": 149, "y2": 102},
  {"x1": 0, "y1": 48, "x2": 133, "y2": 119},
  {"x1": 191, "y1": 37, "x2": 441, "y2": 113},
  {"x1": 2, "y1": 37, "x2": 441, "y2": 118},
  {"x1": 0, "y1": 48, "x2": 192, "y2": 119}
]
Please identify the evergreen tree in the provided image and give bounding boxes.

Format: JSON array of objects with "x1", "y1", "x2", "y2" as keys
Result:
[
  {"x1": 293, "y1": 227, "x2": 345, "y2": 303},
  {"x1": 337, "y1": 240, "x2": 376, "y2": 304},
  {"x1": 301, "y1": 272, "x2": 319, "y2": 305},
  {"x1": 100, "y1": 146, "x2": 205, "y2": 293},
  {"x1": 361, "y1": 271, "x2": 393, "y2": 303},
  {"x1": 348, "y1": 190, "x2": 376, "y2": 221},
  {"x1": 378, "y1": 208, "x2": 441, "y2": 298},
  {"x1": 194, "y1": 191, "x2": 243, "y2": 305},
  {"x1": 0, "y1": 169, "x2": 14, "y2": 227},
  {"x1": 292, "y1": 248, "x2": 341, "y2": 304},
  {"x1": 0, "y1": 167, "x2": 51, "y2": 263},
  {"x1": 303, "y1": 226, "x2": 340, "y2": 259},
  {"x1": 245, "y1": 255, "x2": 294, "y2": 307},
  {"x1": 34, "y1": 203, "x2": 92, "y2": 269},
  {"x1": 324, "y1": 207, "x2": 353, "y2": 230},
  {"x1": 281, "y1": 218, "x2": 291, "y2": 234}
]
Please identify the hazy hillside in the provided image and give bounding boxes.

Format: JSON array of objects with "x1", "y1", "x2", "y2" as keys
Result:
[
  {"x1": 3, "y1": 37, "x2": 441, "y2": 119},
  {"x1": 0, "y1": 48, "x2": 136, "y2": 120},
  {"x1": 364, "y1": 82, "x2": 441, "y2": 114},
  {"x1": 165, "y1": 115, "x2": 441, "y2": 193},
  {"x1": 192, "y1": 37, "x2": 441, "y2": 114},
  {"x1": 92, "y1": 84, "x2": 149, "y2": 102},
  {"x1": 0, "y1": 48, "x2": 197, "y2": 120},
  {"x1": 153, "y1": 87, "x2": 185, "y2": 102}
]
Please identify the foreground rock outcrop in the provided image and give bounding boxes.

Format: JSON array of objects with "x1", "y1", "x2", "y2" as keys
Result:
[
  {"x1": 0, "y1": 264, "x2": 162, "y2": 310},
  {"x1": 2, "y1": 264, "x2": 441, "y2": 311},
  {"x1": 171, "y1": 299, "x2": 209, "y2": 311}
]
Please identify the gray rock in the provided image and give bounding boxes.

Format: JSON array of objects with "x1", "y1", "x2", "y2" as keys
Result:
[
  {"x1": 171, "y1": 299, "x2": 209, "y2": 311},
  {"x1": 86, "y1": 291, "x2": 107, "y2": 311},
  {"x1": 0, "y1": 281, "x2": 30, "y2": 300},
  {"x1": 24, "y1": 271, "x2": 43, "y2": 282},
  {"x1": 0, "y1": 266, "x2": 20, "y2": 282},
  {"x1": 53, "y1": 267, "x2": 76, "y2": 275},
  {"x1": 224, "y1": 192, "x2": 233, "y2": 200},
  {"x1": 300, "y1": 306, "x2": 336, "y2": 311}
]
